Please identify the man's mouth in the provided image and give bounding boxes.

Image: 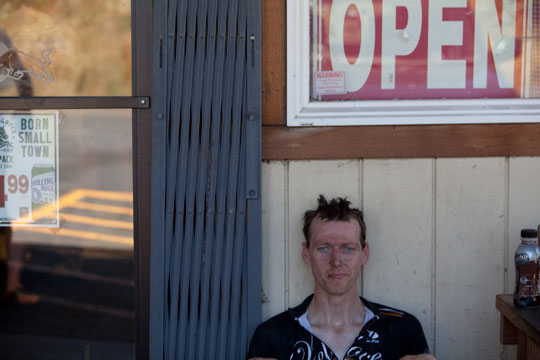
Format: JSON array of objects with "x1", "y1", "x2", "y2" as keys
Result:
[{"x1": 328, "y1": 273, "x2": 347, "y2": 279}]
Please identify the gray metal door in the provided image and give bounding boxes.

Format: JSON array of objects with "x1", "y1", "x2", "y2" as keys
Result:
[{"x1": 149, "y1": 0, "x2": 262, "y2": 358}]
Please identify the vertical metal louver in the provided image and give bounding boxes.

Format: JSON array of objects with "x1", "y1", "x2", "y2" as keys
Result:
[{"x1": 150, "y1": 0, "x2": 262, "y2": 358}]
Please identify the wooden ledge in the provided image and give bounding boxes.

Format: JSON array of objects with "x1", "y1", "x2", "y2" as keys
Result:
[
  {"x1": 262, "y1": 124, "x2": 540, "y2": 160},
  {"x1": 496, "y1": 294, "x2": 540, "y2": 349}
]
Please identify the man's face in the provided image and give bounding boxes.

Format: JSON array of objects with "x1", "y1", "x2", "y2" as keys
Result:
[{"x1": 302, "y1": 217, "x2": 369, "y2": 297}]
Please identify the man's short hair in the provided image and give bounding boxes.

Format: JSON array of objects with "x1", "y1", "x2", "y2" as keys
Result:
[{"x1": 302, "y1": 195, "x2": 366, "y2": 248}]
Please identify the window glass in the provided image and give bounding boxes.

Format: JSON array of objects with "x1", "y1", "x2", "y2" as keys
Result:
[
  {"x1": 0, "y1": 1, "x2": 131, "y2": 96},
  {"x1": 310, "y1": 0, "x2": 540, "y2": 101},
  {"x1": 0, "y1": 109, "x2": 134, "y2": 360}
]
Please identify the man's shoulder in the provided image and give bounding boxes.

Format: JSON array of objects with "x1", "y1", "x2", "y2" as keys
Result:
[
  {"x1": 247, "y1": 308, "x2": 300, "y2": 358},
  {"x1": 251, "y1": 296, "x2": 312, "y2": 341},
  {"x1": 363, "y1": 297, "x2": 423, "y2": 326},
  {"x1": 253, "y1": 308, "x2": 296, "y2": 338},
  {"x1": 259, "y1": 309, "x2": 293, "y2": 327},
  {"x1": 362, "y1": 298, "x2": 431, "y2": 355}
]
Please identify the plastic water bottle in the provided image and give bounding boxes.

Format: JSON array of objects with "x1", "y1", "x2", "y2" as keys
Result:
[{"x1": 514, "y1": 229, "x2": 540, "y2": 307}]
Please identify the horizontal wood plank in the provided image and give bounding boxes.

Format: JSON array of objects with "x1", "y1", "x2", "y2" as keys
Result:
[{"x1": 262, "y1": 124, "x2": 540, "y2": 160}]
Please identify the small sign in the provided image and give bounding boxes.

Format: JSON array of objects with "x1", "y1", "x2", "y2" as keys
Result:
[
  {"x1": 314, "y1": 70, "x2": 346, "y2": 95},
  {"x1": 0, "y1": 112, "x2": 59, "y2": 227}
]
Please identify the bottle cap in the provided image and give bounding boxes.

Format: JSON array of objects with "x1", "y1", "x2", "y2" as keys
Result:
[{"x1": 521, "y1": 229, "x2": 538, "y2": 238}]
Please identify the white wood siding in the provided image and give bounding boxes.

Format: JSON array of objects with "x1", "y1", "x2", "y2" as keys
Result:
[
  {"x1": 435, "y1": 158, "x2": 506, "y2": 359},
  {"x1": 261, "y1": 157, "x2": 540, "y2": 360},
  {"x1": 362, "y1": 159, "x2": 435, "y2": 350}
]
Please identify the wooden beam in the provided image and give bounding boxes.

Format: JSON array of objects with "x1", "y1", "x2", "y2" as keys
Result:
[{"x1": 262, "y1": 124, "x2": 540, "y2": 160}]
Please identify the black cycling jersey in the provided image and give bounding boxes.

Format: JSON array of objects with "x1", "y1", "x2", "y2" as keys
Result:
[{"x1": 248, "y1": 295, "x2": 430, "y2": 360}]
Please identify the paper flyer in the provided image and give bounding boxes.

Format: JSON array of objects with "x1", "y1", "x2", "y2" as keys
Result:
[{"x1": 0, "y1": 112, "x2": 59, "y2": 227}]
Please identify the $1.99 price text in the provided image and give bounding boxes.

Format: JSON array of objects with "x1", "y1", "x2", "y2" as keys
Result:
[{"x1": 0, "y1": 174, "x2": 29, "y2": 207}]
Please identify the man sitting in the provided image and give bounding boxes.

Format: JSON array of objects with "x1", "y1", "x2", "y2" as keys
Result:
[{"x1": 248, "y1": 195, "x2": 435, "y2": 360}]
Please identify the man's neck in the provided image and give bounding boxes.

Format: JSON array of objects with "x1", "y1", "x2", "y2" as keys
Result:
[
  {"x1": 306, "y1": 291, "x2": 365, "y2": 327},
  {"x1": 305, "y1": 292, "x2": 366, "y2": 360}
]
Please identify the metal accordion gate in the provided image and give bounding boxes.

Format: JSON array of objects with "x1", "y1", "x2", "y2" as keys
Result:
[{"x1": 149, "y1": 0, "x2": 262, "y2": 358}]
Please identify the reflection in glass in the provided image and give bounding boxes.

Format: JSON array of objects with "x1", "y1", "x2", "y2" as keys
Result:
[
  {"x1": 0, "y1": 110, "x2": 133, "y2": 360},
  {"x1": 0, "y1": 0, "x2": 131, "y2": 97}
]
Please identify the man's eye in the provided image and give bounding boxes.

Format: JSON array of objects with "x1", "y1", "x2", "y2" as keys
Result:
[
  {"x1": 317, "y1": 247, "x2": 329, "y2": 253},
  {"x1": 343, "y1": 247, "x2": 355, "y2": 253}
]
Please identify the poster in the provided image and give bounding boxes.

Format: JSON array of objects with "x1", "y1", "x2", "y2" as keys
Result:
[
  {"x1": 0, "y1": 112, "x2": 59, "y2": 227},
  {"x1": 312, "y1": 0, "x2": 538, "y2": 101}
]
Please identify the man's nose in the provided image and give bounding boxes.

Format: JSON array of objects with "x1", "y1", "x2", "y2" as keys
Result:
[{"x1": 330, "y1": 249, "x2": 343, "y2": 266}]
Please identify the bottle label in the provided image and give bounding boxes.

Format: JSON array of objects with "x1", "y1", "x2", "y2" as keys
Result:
[{"x1": 515, "y1": 261, "x2": 540, "y2": 297}]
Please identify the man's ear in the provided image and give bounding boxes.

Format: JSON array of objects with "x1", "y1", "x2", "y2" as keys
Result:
[
  {"x1": 361, "y1": 242, "x2": 369, "y2": 266},
  {"x1": 302, "y1": 242, "x2": 311, "y2": 265}
]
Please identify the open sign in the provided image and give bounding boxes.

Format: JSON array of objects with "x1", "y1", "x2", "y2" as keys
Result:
[{"x1": 312, "y1": 0, "x2": 537, "y2": 100}]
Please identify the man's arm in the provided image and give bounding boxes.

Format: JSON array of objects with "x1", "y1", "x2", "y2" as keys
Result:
[{"x1": 400, "y1": 355, "x2": 436, "y2": 360}]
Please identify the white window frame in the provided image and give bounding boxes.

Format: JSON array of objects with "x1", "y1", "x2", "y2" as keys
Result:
[{"x1": 287, "y1": 0, "x2": 540, "y2": 127}]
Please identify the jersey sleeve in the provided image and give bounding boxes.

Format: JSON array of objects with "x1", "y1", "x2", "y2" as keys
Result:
[
  {"x1": 397, "y1": 314, "x2": 431, "y2": 357},
  {"x1": 247, "y1": 322, "x2": 288, "y2": 360}
]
